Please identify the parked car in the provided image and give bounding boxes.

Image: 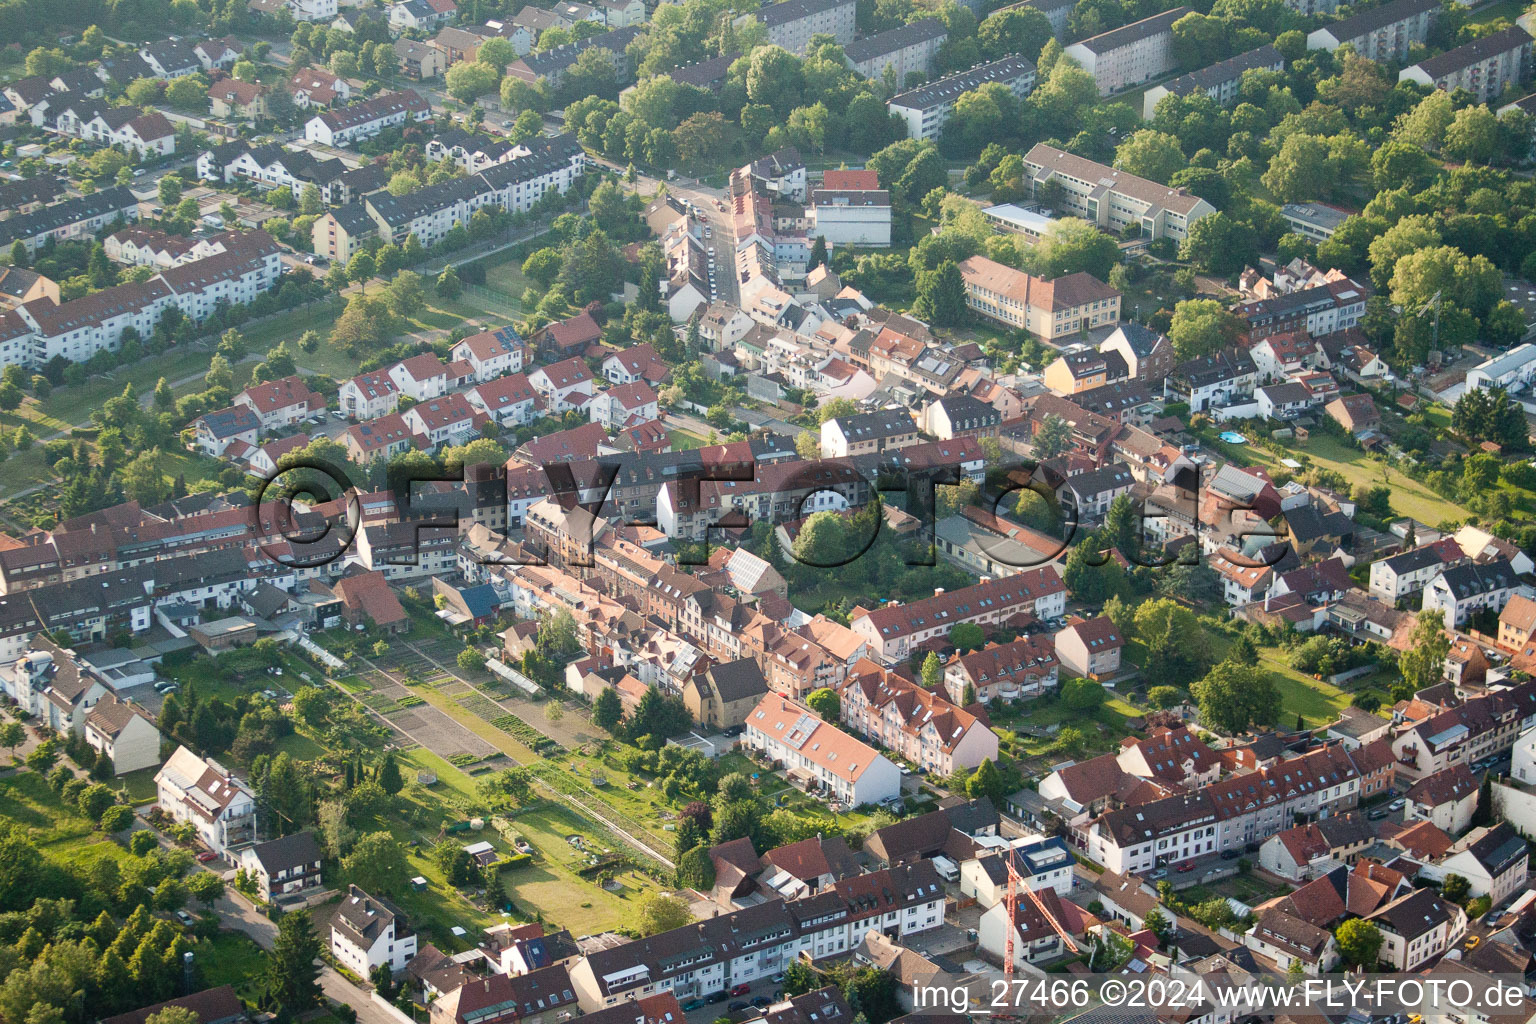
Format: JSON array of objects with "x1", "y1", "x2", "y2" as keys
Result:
[
  {"x1": 730, "y1": 984, "x2": 750, "y2": 996},
  {"x1": 729, "y1": 1001, "x2": 749, "y2": 1012},
  {"x1": 1150, "y1": 867, "x2": 1168, "y2": 879},
  {"x1": 1368, "y1": 806, "x2": 1390, "y2": 820},
  {"x1": 681, "y1": 1000, "x2": 705, "y2": 1012},
  {"x1": 196, "y1": 851, "x2": 218, "y2": 863},
  {"x1": 1389, "y1": 799, "x2": 1405, "y2": 811},
  {"x1": 175, "y1": 910, "x2": 195, "y2": 926},
  {"x1": 1219, "y1": 849, "x2": 1240, "y2": 860},
  {"x1": 1176, "y1": 861, "x2": 1196, "y2": 873},
  {"x1": 752, "y1": 997, "x2": 771, "y2": 1009},
  {"x1": 705, "y1": 992, "x2": 727, "y2": 1004}
]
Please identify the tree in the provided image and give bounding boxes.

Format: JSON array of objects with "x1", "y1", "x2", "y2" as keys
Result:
[
  {"x1": 446, "y1": 61, "x2": 499, "y2": 103},
  {"x1": 920, "y1": 652, "x2": 943, "y2": 690},
  {"x1": 1190, "y1": 661, "x2": 1281, "y2": 736},
  {"x1": 1442, "y1": 873, "x2": 1470, "y2": 903},
  {"x1": 378, "y1": 752, "x2": 403, "y2": 796},
  {"x1": 1114, "y1": 130, "x2": 1185, "y2": 184},
  {"x1": 1179, "y1": 213, "x2": 1257, "y2": 276},
  {"x1": 342, "y1": 832, "x2": 410, "y2": 897},
  {"x1": 1060, "y1": 677, "x2": 1107, "y2": 711},
  {"x1": 265, "y1": 911, "x2": 323, "y2": 1012},
  {"x1": 806, "y1": 688, "x2": 840, "y2": 720},
  {"x1": 1035, "y1": 218, "x2": 1120, "y2": 280},
  {"x1": 146, "y1": 1008, "x2": 200, "y2": 1024},
  {"x1": 1147, "y1": 685, "x2": 1181, "y2": 710},
  {"x1": 187, "y1": 872, "x2": 224, "y2": 909},
  {"x1": 978, "y1": 7, "x2": 1053, "y2": 61},
  {"x1": 347, "y1": 251, "x2": 376, "y2": 290},
  {"x1": 593, "y1": 687, "x2": 624, "y2": 733},
  {"x1": 457, "y1": 647, "x2": 486, "y2": 673},
  {"x1": 967, "y1": 758, "x2": 1007, "y2": 802},
  {"x1": 634, "y1": 893, "x2": 692, "y2": 936},
  {"x1": 1033, "y1": 414, "x2": 1072, "y2": 459},
  {"x1": 1335, "y1": 918, "x2": 1382, "y2": 969},
  {"x1": 1400, "y1": 610, "x2": 1451, "y2": 694},
  {"x1": 807, "y1": 236, "x2": 827, "y2": 272},
  {"x1": 1453, "y1": 386, "x2": 1529, "y2": 450},
  {"x1": 1169, "y1": 299, "x2": 1243, "y2": 359},
  {"x1": 0, "y1": 722, "x2": 22, "y2": 760},
  {"x1": 913, "y1": 263, "x2": 967, "y2": 327},
  {"x1": 1444, "y1": 106, "x2": 1499, "y2": 165},
  {"x1": 436, "y1": 265, "x2": 462, "y2": 299}
]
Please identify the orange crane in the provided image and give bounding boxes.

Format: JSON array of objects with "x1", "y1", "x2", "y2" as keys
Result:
[{"x1": 1003, "y1": 846, "x2": 1080, "y2": 980}]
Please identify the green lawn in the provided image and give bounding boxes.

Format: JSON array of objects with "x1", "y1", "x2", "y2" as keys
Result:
[
  {"x1": 1469, "y1": 0, "x2": 1524, "y2": 24},
  {"x1": 1209, "y1": 432, "x2": 1469, "y2": 527},
  {"x1": 194, "y1": 931, "x2": 268, "y2": 997},
  {"x1": 1257, "y1": 649, "x2": 1354, "y2": 729}
]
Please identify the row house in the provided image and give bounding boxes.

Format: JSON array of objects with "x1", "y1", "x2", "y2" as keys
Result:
[
  {"x1": 304, "y1": 89, "x2": 431, "y2": 146},
  {"x1": 940, "y1": 632, "x2": 1062, "y2": 706},
  {"x1": 849, "y1": 568, "x2": 1067, "y2": 661},
  {"x1": 838, "y1": 658, "x2": 1000, "y2": 774},
  {"x1": 567, "y1": 861, "x2": 941, "y2": 1010},
  {"x1": 1232, "y1": 277, "x2": 1368, "y2": 342},
  {"x1": 1390, "y1": 679, "x2": 1536, "y2": 780},
  {"x1": 656, "y1": 458, "x2": 870, "y2": 543},
  {"x1": 745, "y1": 692, "x2": 902, "y2": 806},
  {"x1": 0, "y1": 185, "x2": 141, "y2": 257},
  {"x1": 1164, "y1": 347, "x2": 1259, "y2": 413},
  {"x1": 1085, "y1": 742, "x2": 1379, "y2": 873}
]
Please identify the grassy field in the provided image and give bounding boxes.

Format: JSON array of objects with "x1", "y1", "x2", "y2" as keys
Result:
[
  {"x1": 1208, "y1": 432, "x2": 1469, "y2": 527},
  {"x1": 1257, "y1": 648, "x2": 1354, "y2": 728},
  {"x1": 1468, "y1": 0, "x2": 1524, "y2": 24}
]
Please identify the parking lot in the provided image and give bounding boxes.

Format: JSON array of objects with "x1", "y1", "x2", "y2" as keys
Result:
[{"x1": 679, "y1": 977, "x2": 785, "y2": 1024}]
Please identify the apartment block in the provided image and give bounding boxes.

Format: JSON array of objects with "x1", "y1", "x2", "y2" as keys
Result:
[
  {"x1": 843, "y1": 19, "x2": 947, "y2": 82},
  {"x1": 1064, "y1": 7, "x2": 1191, "y2": 95},
  {"x1": 1306, "y1": 0, "x2": 1438, "y2": 61},
  {"x1": 1142, "y1": 44, "x2": 1285, "y2": 119},
  {"x1": 752, "y1": 0, "x2": 857, "y2": 55},
  {"x1": 304, "y1": 89, "x2": 430, "y2": 146},
  {"x1": 1399, "y1": 24, "x2": 1532, "y2": 102},
  {"x1": 1022, "y1": 144, "x2": 1214, "y2": 241},
  {"x1": 887, "y1": 55, "x2": 1037, "y2": 140}
]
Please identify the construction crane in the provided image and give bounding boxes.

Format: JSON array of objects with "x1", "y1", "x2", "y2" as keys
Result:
[{"x1": 1002, "y1": 845, "x2": 1080, "y2": 981}]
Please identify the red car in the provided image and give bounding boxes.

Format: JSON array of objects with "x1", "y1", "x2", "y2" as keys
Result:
[
  {"x1": 1176, "y1": 861, "x2": 1196, "y2": 873},
  {"x1": 196, "y1": 851, "x2": 218, "y2": 863},
  {"x1": 730, "y1": 984, "x2": 751, "y2": 997}
]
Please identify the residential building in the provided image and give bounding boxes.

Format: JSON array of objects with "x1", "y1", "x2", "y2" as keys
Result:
[
  {"x1": 312, "y1": 203, "x2": 377, "y2": 263},
  {"x1": 1064, "y1": 7, "x2": 1192, "y2": 95},
  {"x1": 1053, "y1": 616, "x2": 1123, "y2": 679},
  {"x1": 451, "y1": 327, "x2": 525, "y2": 380},
  {"x1": 752, "y1": 0, "x2": 857, "y2": 55},
  {"x1": 843, "y1": 19, "x2": 947, "y2": 81},
  {"x1": 744, "y1": 693, "x2": 902, "y2": 806},
  {"x1": 1367, "y1": 888, "x2": 1465, "y2": 971},
  {"x1": 887, "y1": 55, "x2": 1037, "y2": 140},
  {"x1": 681, "y1": 657, "x2": 769, "y2": 729},
  {"x1": 589, "y1": 382, "x2": 659, "y2": 432},
  {"x1": 839, "y1": 659, "x2": 1000, "y2": 774},
  {"x1": 943, "y1": 635, "x2": 1059, "y2": 704},
  {"x1": 83, "y1": 694, "x2": 161, "y2": 775},
  {"x1": 1421, "y1": 558, "x2": 1524, "y2": 626},
  {"x1": 0, "y1": 186, "x2": 141, "y2": 257},
  {"x1": 330, "y1": 884, "x2": 418, "y2": 974},
  {"x1": 235, "y1": 375, "x2": 326, "y2": 431},
  {"x1": 1421, "y1": 822, "x2": 1528, "y2": 903},
  {"x1": 956, "y1": 255, "x2": 1122, "y2": 338},
  {"x1": 1021, "y1": 144, "x2": 1215, "y2": 241},
  {"x1": 209, "y1": 79, "x2": 270, "y2": 120},
  {"x1": 429, "y1": 967, "x2": 578, "y2": 1024},
  {"x1": 567, "y1": 861, "x2": 942, "y2": 1009},
  {"x1": 395, "y1": 38, "x2": 448, "y2": 79},
  {"x1": 1098, "y1": 323, "x2": 1174, "y2": 383},
  {"x1": 1405, "y1": 763, "x2": 1480, "y2": 834},
  {"x1": 1044, "y1": 348, "x2": 1129, "y2": 394},
  {"x1": 849, "y1": 569, "x2": 1067, "y2": 661},
  {"x1": 1368, "y1": 543, "x2": 1460, "y2": 604},
  {"x1": 923, "y1": 393, "x2": 1001, "y2": 440},
  {"x1": 237, "y1": 831, "x2": 324, "y2": 902},
  {"x1": 1281, "y1": 202, "x2": 1351, "y2": 242},
  {"x1": 305, "y1": 90, "x2": 431, "y2": 146},
  {"x1": 1141, "y1": 44, "x2": 1285, "y2": 119},
  {"x1": 820, "y1": 409, "x2": 919, "y2": 457},
  {"x1": 1467, "y1": 342, "x2": 1536, "y2": 392},
  {"x1": 466, "y1": 373, "x2": 541, "y2": 428},
  {"x1": 1399, "y1": 25, "x2": 1533, "y2": 103},
  {"x1": 1233, "y1": 277, "x2": 1368, "y2": 342},
  {"x1": 154, "y1": 745, "x2": 258, "y2": 856},
  {"x1": 806, "y1": 188, "x2": 893, "y2": 247},
  {"x1": 1306, "y1": 0, "x2": 1439, "y2": 60}
]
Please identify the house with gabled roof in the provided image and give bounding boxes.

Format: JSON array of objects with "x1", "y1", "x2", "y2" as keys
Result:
[
  {"x1": 838, "y1": 658, "x2": 999, "y2": 775},
  {"x1": 84, "y1": 693, "x2": 161, "y2": 774},
  {"x1": 849, "y1": 569, "x2": 1066, "y2": 661},
  {"x1": 1405, "y1": 762, "x2": 1479, "y2": 833},
  {"x1": 330, "y1": 884, "x2": 417, "y2": 974},
  {"x1": 1420, "y1": 821, "x2": 1528, "y2": 903},
  {"x1": 1367, "y1": 887, "x2": 1466, "y2": 970},
  {"x1": 234, "y1": 375, "x2": 325, "y2": 431},
  {"x1": 155, "y1": 745, "x2": 258, "y2": 856},
  {"x1": 745, "y1": 692, "x2": 901, "y2": 807},
  {"x1": 237, "y1": 831, "x2": 323, "y2": 902}
]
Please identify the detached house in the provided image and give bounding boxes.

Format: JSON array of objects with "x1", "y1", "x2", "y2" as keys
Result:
[
  {"x1": 528, "y1": 357, "x2": 596, "y2": 413},
  {"x1": 154, "y1": 745, "x2": 258, "y2": 857},
  {"x1": 340, "y1": 369, "x2": 401, "y2": 420},
  {"x1": 589, "y1": 381, "x2": 659, "y2": 432},
  {"x1": 237, "y1": 831, "x2": 324, "y2": 902},
  {"x1": 234, "y1": 375, "x2": 325, "y2": 431},
  {"x1": 451, "y1": 327, "x2": 525, "y2": 380},
  {"x1": 330, "y1": 884, "x2": 418, "y2": 974},
  {"x1": 1053, "y1": 616, "x2": 1124, "y2": 679},
  {"x1": 1367, "y1": 888, "x2": 1466, "y2": 971},
  {"x1": 467, "y1": 373, "x2": 541, "y2": 428},
  {"x1": 388, "y1": 353, "x2": 451, "y2": 401},
  {"x1": 84, "y1": 694, "x2": 161, "y2": 775}
]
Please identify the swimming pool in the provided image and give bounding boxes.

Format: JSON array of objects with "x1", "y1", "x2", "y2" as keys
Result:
[{"x1": 1218, "y1": 431, "x2": 1248, "y2": 444}]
